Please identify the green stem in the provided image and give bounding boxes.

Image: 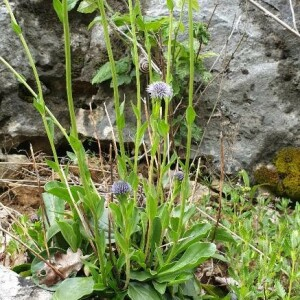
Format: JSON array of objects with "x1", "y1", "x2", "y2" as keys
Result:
[
  {"x1": 119, "y1": 200, "x2": 131, "y2": 289},
  {"x1": 62, "y1": 0, "x2": 77, "y2": 138},
  {"x1": 166, "y1": 0, "x2": 195, "y2": 264},
  {"x1": 97, "y1": 0, "x2": 126, "y2": 162},
  {"x1": 178, "y1": 0, "x2": 195, "y2": 234},
  {"x1": 128, "y1": 0, "x2": 142, "y2": 199},
  {"x1": 157, "y1": 8, "x2": 174, "y2": 202},
  {"x1": 287, "y1": 250, "x2": 296, "y2": 299}
]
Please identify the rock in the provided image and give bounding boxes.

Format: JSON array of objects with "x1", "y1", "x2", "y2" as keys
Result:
[
  {"x1": 0, "y1": 154, "x2": 29, "y2": 183},
  {"x1": 0, "y1": 266, "x2": 52, "y2": 300},
  {"x1": 0, "y1": 0, "x2": 299, "y2": 174},
  {"x1": 143, "y1": 0, "x2": 300, "y2": 173}
]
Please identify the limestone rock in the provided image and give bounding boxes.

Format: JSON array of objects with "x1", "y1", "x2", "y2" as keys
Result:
[
  {"x1": 143, "y1": 0, "x2": 300, "y2": 173},
  {"x1": 0, "y1": 266, "x2": 52, "y2": 300},
  {"x1": 0, "y1": 0, "x2": 299, "y2": 173}
]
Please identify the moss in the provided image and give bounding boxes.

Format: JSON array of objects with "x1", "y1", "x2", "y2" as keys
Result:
[
  {"x1": 274, "y1": 147, "x2": 300, "y2": 175},
  {"x1": 254, "y1": 147, "x2": 300, "y2": 201},
  {"x1": 253, "y1": 165, "x2": 279, "y2": 188},
  {"x1": 282, "y1": 174, "x2": 300, "y2": 199}
]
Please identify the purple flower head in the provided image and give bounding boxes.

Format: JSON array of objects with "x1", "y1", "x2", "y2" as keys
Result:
[
  {"x1": 111, "y1": 180, "x2": 132, "y2": 195},
  {"x1": 174, "y1": 171, "x2": 184, "y2": 182},
  {"x1": 30, "y1": 214, "x2": 40, "y2": 223},
  {"x1": 146, "y1": 81, "x2": 173, "y2": 99}
]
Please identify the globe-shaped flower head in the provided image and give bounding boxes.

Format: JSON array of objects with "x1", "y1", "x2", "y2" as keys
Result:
[
  {"x1": 174, "y1": 171, "x2": 184, "y2": 182},
  {"x1": 111, "y1": 180, "x2": 132, "y2": 196},
  {"x1": 146, "y1": 81, "x2": 173, "y2": 99}
]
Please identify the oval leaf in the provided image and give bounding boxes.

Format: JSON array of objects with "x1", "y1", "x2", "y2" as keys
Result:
[{"x1": 52, "y1": 277, "x2": 94, "y2": 300}]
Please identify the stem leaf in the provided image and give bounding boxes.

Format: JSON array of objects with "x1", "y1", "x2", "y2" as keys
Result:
[
  {"x1": 186, "y1": 105, "x2": 196, "y2": 125},
  {"x1": 53, "y1": 0, "x2": 63, "y2": 22},
  {"x1": 11, "y1": 21, "x2": 22, "y2": 34}
]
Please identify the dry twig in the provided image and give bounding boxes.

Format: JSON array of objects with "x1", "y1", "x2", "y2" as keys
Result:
[{"x1": 248, "y1": 0, "x2": 300, "y2": 38}]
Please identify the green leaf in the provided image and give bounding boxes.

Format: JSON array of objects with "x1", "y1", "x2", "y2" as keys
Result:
[
  {"x1": 46, "y1": 116, "x2": 55, "y2": 138},
  {"x1": 45, "y1": 159, "x2": 59, "y2": 172},
  {"x1": 112, "y1": 13, "x2": 131, "y2": 26},
  {"x1": 130, "y1": 270, "x2": 152, "y2": 282},
  {"x1": 53, "y1": 0, "x2": 63, "y2": 22},
  {"x1": 115, "y1": 231, "x2": 128, "y2": 254},
  {"x1": 67, "y1": 0, "x2": 79, "y2": 11},
  {"x1": 150, "y1": 217, "x2": 162, "y2": 263},
  {"x1": 239, "y1": 169, "x2": 250, "y2": 187},
  {"x1": 136, "y1": 122, "x2": 148, "y2": 146},
  {"x1": 116, "y1": 155, "x2": 127, "y2": 179},
  {"x1": 33, "y1": 99, "x2": 45, "y2": 114},
  {"x1": 186, "y1": 106, "x2": 196, "y2": 125},
  {"x1": 128, "y1": 282, "x2": 161, "y2": 300},
  {"x1": 77, "y1": 0, "x2": 97, "y2": 13},
  {"x1": 46, "y1": 223, "x2": 61, "y2": 241},
  {"x1": 88, "y1": 16, "x2": 102, "y2": 30},
  {"x1": 158, "y1": 242, "x2": 216, "y2": 276},
  {"x1": 44, "y1": 181, "x2": 85, "y2": 203},
  {"x1": 42, "y1": 192, "x2": 65, "y2": 227},
  {"x1": 92, "y1": 57, "x2": 131, "y2": 85},
  {"x1": 136, "y1": 16, "x2": 145, "y2": 30},
  {"x1": 144, "y1": 17, "x2": 169, "y2": 31},
  {"x1": 212, "y1": 227, "x2": 236, "y2": 244},
  {"x1": 174, "y1": 223, "x2": 212, "y2": 255},
  {"x1": 191, "y1": 0, "x2": 200, "y2": 11},
  {"x1": 157, "y1": 120, "x2": 169, "y2": 136},
  {"x1": 131, "y1": 250, "x2": 146, "y2": 269},
  {"x1": 11, "y1": 21, "x2": 22, "y2": 34},
  {"x1": 201, "y1": 283, "x2": 227, "y2": 297},
  {"x1": 69, "y1": 135, "x2": 82, "y2": 151},
  {"x1": 166, "y1": 0, "x2": 174, "y2": 10},
  {"x1": 153, "y1": 281, "x2": 167, "y2": 295},
  {"x1": 52, "y1": 277, "x2": 94, "y2": 300},
  {"x1": 12, "y1": 263, "x2": 31, "y2": 274},
  {"x1": 131, "y1": 102, "x2": 141, "y2": 120},
  {"x1": 57, "y1": 221, "x2": 80, "y2": 252},
  {"x1": 275, "y1": 280, "x2": 286, "y2": 298}
]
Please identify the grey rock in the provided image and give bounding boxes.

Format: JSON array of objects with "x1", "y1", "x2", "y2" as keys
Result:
[
  {"x1": 0, "y1": 0, "x2": 299, "y2": 173},
  {"x1": 144, "y1": 0, "x2": 300, "y2": 172},
  {"x1": 0, "y1": 266, "x2": 52, "y2": 300}
]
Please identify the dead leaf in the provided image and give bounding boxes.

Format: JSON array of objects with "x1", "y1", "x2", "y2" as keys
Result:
[{"x1": 37, "y1": 248, "x2": 83, "y2": 287}]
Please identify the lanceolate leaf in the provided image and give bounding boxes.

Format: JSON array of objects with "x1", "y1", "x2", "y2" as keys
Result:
[
  {"x1": 42, "y1": 192, "x2": 65, "y2": 227},
  {"x1": 11, "y1": 21, "x2": 22, "y2": 34},
  {"x1": 158, "y1": 242, "x2": 216, "y2": 277},
  {"x1": 53, "y1": 0, "x2": 63, "y2": 22}
]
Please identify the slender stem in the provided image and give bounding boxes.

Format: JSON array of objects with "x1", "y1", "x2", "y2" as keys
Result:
[
  {"x1": 128, "y1": 0, "x2": 142, "y2": 198},
  {"x1": 158, "y1": 7, "x2": 174, "y2": 202},
  {"x1": 166, "y1": 0, "x2": 195, "y2": 264},
  {"x1": 62, "y1": 0, "x2": 77, "y2": 138},
  {"x1": 287, "y1": 251, "x2": 296, "y2": 299},
  {"x1": 97, "y1": 0, "x2": 126, "y2": 161},
  {"x1": 179, "y1": 0, "x2": 195, "y2": 233}
]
